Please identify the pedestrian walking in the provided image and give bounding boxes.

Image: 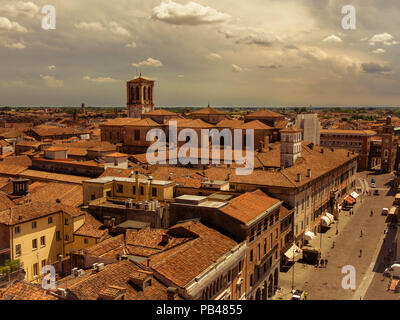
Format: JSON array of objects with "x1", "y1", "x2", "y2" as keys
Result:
[
  {"x1": 360, "y1": 229, "x2": 363, "y2": 237},
  {"x1": 320, "y1": 259, "x2": 324, "y2": 268},
  {"x1": 360, "y1": 249, "x2": 362, "y2": 257},
  {"x1": 370, "y1": 210, "x2": 374, "y2": 217},
  {"x1": 304, "y1": 291, "x2": 308, "y2": 300},
  {"x1": 325, "y1": 259, "x2": 328, "y2": 267}
]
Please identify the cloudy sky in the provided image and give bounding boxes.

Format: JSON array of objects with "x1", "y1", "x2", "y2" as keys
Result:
[{"x1": 0, "y1": 0, "x2": 399, "y2": 108}]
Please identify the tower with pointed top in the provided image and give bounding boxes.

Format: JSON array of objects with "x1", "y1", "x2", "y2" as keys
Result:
[{"x1": 126, "y1": 76, "x2": 155, "y2": 118}]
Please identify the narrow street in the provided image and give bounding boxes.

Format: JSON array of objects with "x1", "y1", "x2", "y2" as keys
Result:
[{"x1": 275, "y1": 171, "x2": 399, "y2": 300}]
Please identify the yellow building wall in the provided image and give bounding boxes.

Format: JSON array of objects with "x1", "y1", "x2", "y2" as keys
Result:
[
  {"x1": 70, "y1": 236, "x2": 100, "y2": 253},
  {"x1": 10, "y1": 213, "x2": 63, "y2": 283},
  {"x1": 111, "y1": 180, "x2": 174, "y2": 202}
]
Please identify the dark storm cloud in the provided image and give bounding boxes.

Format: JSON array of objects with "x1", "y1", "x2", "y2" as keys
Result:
[{"x1": 361, "y1": 62, "x2": 392, "y2": 73}]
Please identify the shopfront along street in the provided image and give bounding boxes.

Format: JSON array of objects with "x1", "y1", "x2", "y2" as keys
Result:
[{"x1": 275, "y1": 171, "x2": 400, "y2": 300}]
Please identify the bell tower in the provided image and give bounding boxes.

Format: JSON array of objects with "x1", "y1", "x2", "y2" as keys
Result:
[{"x1": 126, "y1": 75, "x2": 155, "y2": 118}]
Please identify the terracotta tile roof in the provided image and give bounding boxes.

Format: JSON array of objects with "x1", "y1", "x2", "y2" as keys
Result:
[
  {"x1": 2, "y1": 155, "x2": 32, "y2": 167},
  {"x1": 74, "y1": 213, "x2": 107, "y2": 238},
  {"x1": 143, "y1": 109, "x2": 176, "y2": 116},
  {"x1": 0, "y1": 164, "x2": 27, "y2": 176},
  {"x1": 20, "y1": 169, "x2": 88, "y2": 184},
  {"x1": 192, "y1": 106, "x2": 226, "y2": 115},
  {"x1": 0, "y1": 201, "x2": 84, "y2": 226},
  {"x1": 125, "y1": 228, "x2": 195, "y2": 254},
  {"x1": 238, "y1": 120, "x2": 273, "y2": 130},
  {"x1": 230, "y1": 142, "x2": 358, "y2": 188},
  {"x1": 126, "y1": 118, "x2": 161, "y2": 127},
  {"x1": 44, "y1": 146, "x2": 68, "y2": 152},
  {"x1": 273, "y1": 119, "x2": 289, "y2": 129},
  {"x1": 104, "y1": 152, "x2": 129, "y2": 158},
  {"x1": 175, "y1": 119, "x2": 214, "y2": 128},
  {"x1": 62, "y1": 147, "x2": 87, "y2": 157},
  {"x1": 220, "y1": 189, "x2": 280, "y2": 224},
  {"x1": 0, "y1": 139, "x2": 10, "y2": 147},
  {"x1": 99, "y1": 118, "x2": 141, "y2": 126},
  {"x1": 0, "y1": 152, "x2": 13, "y2": 160},
  {"x1": 85, "y1": 234, "x2": 125, "y2": 258},
  {"x1": 99, "y1": 168, "x2": 133, "y2": 178},
  {"x1": 65, "y1": 260, "x2": 172, "y2": 300},
  {"x1": 31, "y1": 127, "x2": 89, "y2": 137},
  {"x1": 14, "y1": 182, "x2": 83, "y2": 207},
  {"x1": 320, "y1": 129, "x2": 377, "y2": 135},
  {"x1": 0, "y1": 281, "x2": 59, "y2": 300},
  {"x1": 245, "y1": 109, "x2": 284, "y2": 119},
  {"x1": 150, "y1": 221, "x2": 238, "y2": 288},
  {"x1": 0, "y1": 177, "x2": 10, "y2": 189},
  {"x1": 0, "y1": 192, "x2": 16, "y2": 211},
  {"x1": 279, "y1": 204, "x2": 294, "y2": 219},
  {"x1": 16, "y1": 141, "x2": 43, "y2": 148},
  {"x1": 216, "y1": 119, "x2": 244, "y2": 128},
  {"x1": 55, "y1": 140, "x2": 115, "y2": 151}
]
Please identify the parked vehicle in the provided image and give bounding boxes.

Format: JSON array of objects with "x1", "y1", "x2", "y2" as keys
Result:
[
  {"x1": 371, "y1": 178, "x2": 376, "y2": 183},
  {"x1": 291, "y1": 289, "x2": 305, "y2": 300},
  {"x1": 374, "y1": 190, "x2": 380, "y2": 196},
  {"x1": 371, "y1": 182, "x2": 376, "y2": 188},
  {"x1": 382, "y1": 208, "x2": 389, "y2": 216},
  {"x1": 384, "y1": 264, "x2": 400, "y2": 278}
]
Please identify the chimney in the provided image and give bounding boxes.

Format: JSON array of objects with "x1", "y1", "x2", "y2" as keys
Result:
[
  {"x1": 129, "y1": 271, "x2": 153, "y2": 291},
  {"x1": 297, "y1": 173, "x2": 301, "y2": 182},
  {"x1": 12, "y1": 178, "x2": 29, "y2": 196},
  {"x1": 161, "y1": 234, "x2": 170, "y2": 245},
  {"x1": 167, "y1": 287, "x2": 178, "y2": 300},
  {"x1": 307, "y1": 169, "x2": 311, "y2": 178},
  {"x1": 135, "y1": 170, "x2": 140, "y2": 200}
]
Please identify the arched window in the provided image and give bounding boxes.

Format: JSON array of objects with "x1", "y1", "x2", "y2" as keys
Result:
[
  {"x1": 136, "y1": 87, "x2": 140, "y2": 101},
  {"x1": 130, "y1": 87, "x2": 134, "y2": 103},
  {"x1": 148, "y1": 87, "x2": 152, "y2": 101},
  {"x1": 143, "y1": 87, "x2": 147, "y2": 100}
]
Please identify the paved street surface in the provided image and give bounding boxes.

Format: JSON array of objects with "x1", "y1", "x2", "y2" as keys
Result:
[{"x1": 274, "y1": 171, "x2": 400, "y2": 300}]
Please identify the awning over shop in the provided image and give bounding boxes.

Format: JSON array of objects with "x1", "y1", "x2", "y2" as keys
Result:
[
  {"x1": 305, "y1": 231, "x2": 315, "y2": 241},
  {"x1": 284, "y1": 244, "x2": 302, "y2": 260},
  {"x1": 395, "y1": 194, "x2": 400, "y2": 200},
  {"x1": 325, "y1": 213, "x2": 335, "y2": 221},
  {"x1": 389, "y1": 207, "x2": 397, "y2": 215},
  {"x1": 343, "y1": 195, "x2": 355, "y2": 204},
  {"x1": 350, "y1": 192, "x2": 359, "y2": 199}
]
